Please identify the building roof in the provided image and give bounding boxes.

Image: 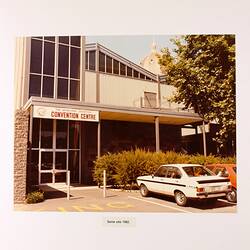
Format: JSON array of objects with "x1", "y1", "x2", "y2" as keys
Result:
[{"x1": 85, "y1": 43, "x2": 167, "y2": 83}]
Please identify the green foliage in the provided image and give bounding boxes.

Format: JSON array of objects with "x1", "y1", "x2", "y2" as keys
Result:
[
  {"x1": 93, "y1": 150, "x2": 236, "y2": 188},
  {"x1": 158, "y1": 35, "x2": 236, "y2": 154},
  {"x1": 26, "y1": 190, "x2": 44, "y2": 204}
]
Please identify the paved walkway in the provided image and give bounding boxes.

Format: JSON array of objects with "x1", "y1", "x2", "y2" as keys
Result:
[{"x1": 14, "y1": 187, "x2": 237, "y2": 213}]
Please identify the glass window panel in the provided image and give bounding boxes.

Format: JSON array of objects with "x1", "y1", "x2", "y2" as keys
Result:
[
  {"x1": 30, "y1": 150, "x2": 39, "y2": 185},
  {"x1": 32, "y1": 118, "x2": 40, "y2": 148},
  {"x1": 146, "y1": 76, "x2": 151, "y2": 81},
  {"x1": 120, "y1": 63, "x2": 126, "y2": 75},
  {"x1": 43, "y1": 42, "x2": 55, "y2": 75},
  {"x1": 41, "y1": 152, "x2": 53, "y2": 170},
  {"x1": 127, "y1": 66, "x2": 132, "y2": 77},
  {"x1": 44, "y1": 36, "x2": 55, "y2": 41},
  {"x1": 89, "y1": 51, "x2": 96, "y2": 70},
  {"x1": 55, "y1": 172, "x2": 66, "y2": 183},
  {"x1": 85, "y1": 51, "x2": 89, "y2": 70},
  {"x1": 69, "y1": 121, "x2": 80, "y2": 149},
  {"x1": 42, "y1": 76, "x2": 54, "y2": 98},
  {"x1": 29, "y1": 74, "x2": 41, "y2": 97},
  {"x1": 56, "y1": 120, "x2": 68, "y2": 149},
  {"x1": 69, "y1": 151, "x2": 79, "y2": 183},
  {"x1": 133, "y1": 70, "x2": 139, "y2": 78},
  {"x1": 71, "y1": 36, "x2": 81, "y2": 47},
  {"x1": 99, "y1": 52, "x2": 105, "y2": 72},
  {"x1": 70, "y1": 47, "x2": 80, "y2": 79},
  {"x1": 30, "y1": 39, "x2": 42, "y2": 73},
  {"x1": 41, "y1": 173, "x2": 52, "y2": 183},
  {"x1": 58, "y1": 45, "x2": 69, "y2": 77},
  {"x1": 41, "y1": 119, "x2": 53, "y2": 148},
  {"x1": 57, "y1": 78, "x2": 68, "y2": 99},
  {"x1": 55, "y1": 152, "x2": 67, "y2": 170},
  {"x1": 59, "y1": 36, "x2": 69, "y2": 44},
  {"x1": 140, "y1": 73, "x2": 145, "y2": 79},
  {"x1": 113, "y1": 59, "x2": 119, "y2": 74},
  {"x1": 106, "y1": 56, "x2": 112, "y2": 73},
  {"x1": 70, "y1": 80, "x2": 80, "y2": 100}
]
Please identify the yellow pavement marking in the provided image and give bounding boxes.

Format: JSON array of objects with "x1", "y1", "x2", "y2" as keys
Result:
[
  {"x1": 58, "y1": 207, "x2": 67, "y2": 212},
  {"x1": 128, "y1": 196, "x2": 192, "y2": 213},
  {"x1": 106, "y1": 202, "x2": 134, "y2": 209},
  {"x1": 72, "y1": 206, "x2": 84, "y2": 212},
  {"x1": 35, "y1": 208, "x2": 45, "y2": 212},
  {"x1": 81, "y1": 204, "x2": 104, "y2": 211}
]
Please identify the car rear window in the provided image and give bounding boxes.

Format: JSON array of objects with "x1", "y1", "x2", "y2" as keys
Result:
[{"x1": 183, "y1": 166, "x2": 213, "y2": 177}]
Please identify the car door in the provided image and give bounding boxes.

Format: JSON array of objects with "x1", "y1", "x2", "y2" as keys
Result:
[
  {"x1": 163, "y1": 167, "x2": 183, "y2": 195},
  {"x1": 151, "y1": 166, "x2": 169, "y2": 193}
]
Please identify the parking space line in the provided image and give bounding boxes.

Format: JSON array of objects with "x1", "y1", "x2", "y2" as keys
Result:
[
  {"x1": 218, "y1": 199, "x2": 237, "y2": 205},
  {"x1": 128, "y1": 196, "x2": 192, "y2": 213},
  {"x1": 72, "y1": 206, "x2": 84, "y2": 212},
  {"x1": 58, "y1": 207, "x2": 67, "y2": 212}
]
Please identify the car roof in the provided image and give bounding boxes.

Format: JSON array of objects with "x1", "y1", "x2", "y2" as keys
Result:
[{"x1": 161, "y1": 164, "x2": 202, "y2": 167}]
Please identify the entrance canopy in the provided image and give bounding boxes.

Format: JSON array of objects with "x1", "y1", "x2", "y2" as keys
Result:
[{"x1": 25, "y1": 96, "x2": 202, "y2": 126}]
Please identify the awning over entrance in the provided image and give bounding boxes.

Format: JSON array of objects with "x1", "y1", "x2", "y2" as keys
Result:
[{"x1": 24, "y1": 97, "x2": 202, "y2": 125}]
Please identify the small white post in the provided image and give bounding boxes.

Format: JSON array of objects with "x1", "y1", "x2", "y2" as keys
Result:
[
  {"x1": 67, "y1": 170, "x2": 70, "y2": 200},
  {"x1": 202, "y1": 120, "x2": 207, "y2": 157},
  {"x1": 103, "y1": 170, "x2": 106, "y2": 198}
]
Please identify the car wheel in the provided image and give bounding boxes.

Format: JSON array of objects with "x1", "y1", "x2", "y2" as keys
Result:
[
  {"x1": 140, "y1": 184, "x2": 149, "y2": 197},
  {"x1": 174, "y1": 191, "x2": 187, "y2": 207},
  {"x1": 226, "y1": 189, "x2": 237, "y2": 203}
]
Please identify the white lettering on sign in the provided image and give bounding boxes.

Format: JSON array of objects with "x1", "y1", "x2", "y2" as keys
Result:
[{"x1": 33, "y1": 105, "x2": 99, "y2": 122}]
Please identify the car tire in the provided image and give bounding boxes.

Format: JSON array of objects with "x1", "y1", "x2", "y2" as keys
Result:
[
  {"x1": 174, "y1": 191, "x2": 188, "y2": 207},
  {"x1": 140, "y1": 184, "x2": 149, "y2": 197},
  {"x1": 226, "y1": 189, "x2": 237, "y2": 203}
]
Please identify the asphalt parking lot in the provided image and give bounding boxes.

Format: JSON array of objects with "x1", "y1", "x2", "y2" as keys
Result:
[{"x1": 14, "y1": 187, "x2": 237, "y2": 213}]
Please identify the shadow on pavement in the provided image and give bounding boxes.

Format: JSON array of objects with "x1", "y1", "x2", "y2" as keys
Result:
[{"x1": 150, "y1": 193, "x2": 236, "y2": 210}]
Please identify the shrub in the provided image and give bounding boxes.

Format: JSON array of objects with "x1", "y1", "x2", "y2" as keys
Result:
[
  {"x1": 93, "y1": 150, "x2": 236, "y2": 188},
  {"x1": 26, "y1": 190, "x2": 44, "y2": 204}
]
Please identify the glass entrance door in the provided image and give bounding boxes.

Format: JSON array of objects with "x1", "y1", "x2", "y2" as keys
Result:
[
  {"x1": 34, "y1": 118, "x2": 81, "y2": 185},
  {"x1": 39, "y1": 149, "x2": 68, "y2": 184}
]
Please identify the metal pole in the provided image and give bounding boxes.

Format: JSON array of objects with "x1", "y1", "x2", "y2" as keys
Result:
[
  {"x1": 103, "y1": 170, "x2": 106, "y2": 198},
  {"x1": 67, "y1": 170, "x2": 70, "y2": 200},
  {"x1": 155, "y1": 116, "x2": 160, "y2": 152},
  {"x1": 202, "y1": 121, "x2": 207, "y2": 157},
  {"x1": 97, "y1": 121, "x2": 101, "y2": 158}
]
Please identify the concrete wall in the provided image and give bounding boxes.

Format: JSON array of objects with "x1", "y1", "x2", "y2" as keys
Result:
[
  {"x1": 14, "y1": 109, "x2": 29, "y2": 203},
  {"x1": 160, "y1": 84, "x2": 182, "y2": 109},
  {"x1": 99, "y1": 74, "x2": 158, "y2": 107},
  {"x1": 85, "y1": 71, "x2": 97, "y2": 103},
  {"x1": 14, "y1": 37, "x2": 30, "y2": 110}
]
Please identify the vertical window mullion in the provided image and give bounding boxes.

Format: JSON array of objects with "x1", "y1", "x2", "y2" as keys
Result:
[
  {"x1": 41, "y1": 38, "x2": 45, "y2": 97},
  {"x1": 54, "y1": 37, "x2": 59, "y2": 98},
  {"x1": 68, "y1": 44, "x2": 70, "y2": 100}
]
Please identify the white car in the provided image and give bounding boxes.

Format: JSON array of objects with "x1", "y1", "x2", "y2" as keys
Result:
[{"x1": 136, "y1": 164, "x2": 231, "y2": 206}]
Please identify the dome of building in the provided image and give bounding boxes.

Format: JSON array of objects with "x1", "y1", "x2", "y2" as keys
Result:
[{"x1": 140, "y1": 41, "x2": 163, "y2": 75}]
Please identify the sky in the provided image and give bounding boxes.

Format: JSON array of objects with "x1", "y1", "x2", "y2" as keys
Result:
[{"x1": 86, "y1": 35, "x2": 178, "y2": 65}]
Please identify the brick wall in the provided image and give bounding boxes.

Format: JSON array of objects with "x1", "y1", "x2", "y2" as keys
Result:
[{"x1": 14, "y1": 109, "x2": 29, "y2": 203}]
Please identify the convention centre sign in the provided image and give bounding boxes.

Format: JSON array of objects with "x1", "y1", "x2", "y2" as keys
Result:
[{"x1": 33, "y1": 105, "x2": 99, "y2": 122}]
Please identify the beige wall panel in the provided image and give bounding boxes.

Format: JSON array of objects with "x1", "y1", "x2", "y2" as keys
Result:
[
  {"x1": 85, "y1": 71, "x2": 97, "y2": 103},
  {"x1": 160, "y1": 84, "x2": 183, "y2": 109},
  {"x1": 100, "y1": 74, "x2": 158, "y2": 108}
]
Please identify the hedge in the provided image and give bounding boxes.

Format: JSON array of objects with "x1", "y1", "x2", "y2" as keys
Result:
[{"x1": 93, "y1": 149, "x2": 236, "y2": 188}]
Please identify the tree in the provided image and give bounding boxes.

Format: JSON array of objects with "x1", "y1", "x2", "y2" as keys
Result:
[{"x1": 159, "y1": 35, "x2": 236, "y2": 155}]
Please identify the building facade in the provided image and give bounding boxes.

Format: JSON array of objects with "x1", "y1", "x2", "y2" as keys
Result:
[{"x1": 14, "y1": 36, "x2": 204, "y2": 203}]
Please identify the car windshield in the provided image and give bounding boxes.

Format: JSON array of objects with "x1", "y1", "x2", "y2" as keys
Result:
[{"x1": 183, "y1": 166, "x2": 214, "y2": 177}]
